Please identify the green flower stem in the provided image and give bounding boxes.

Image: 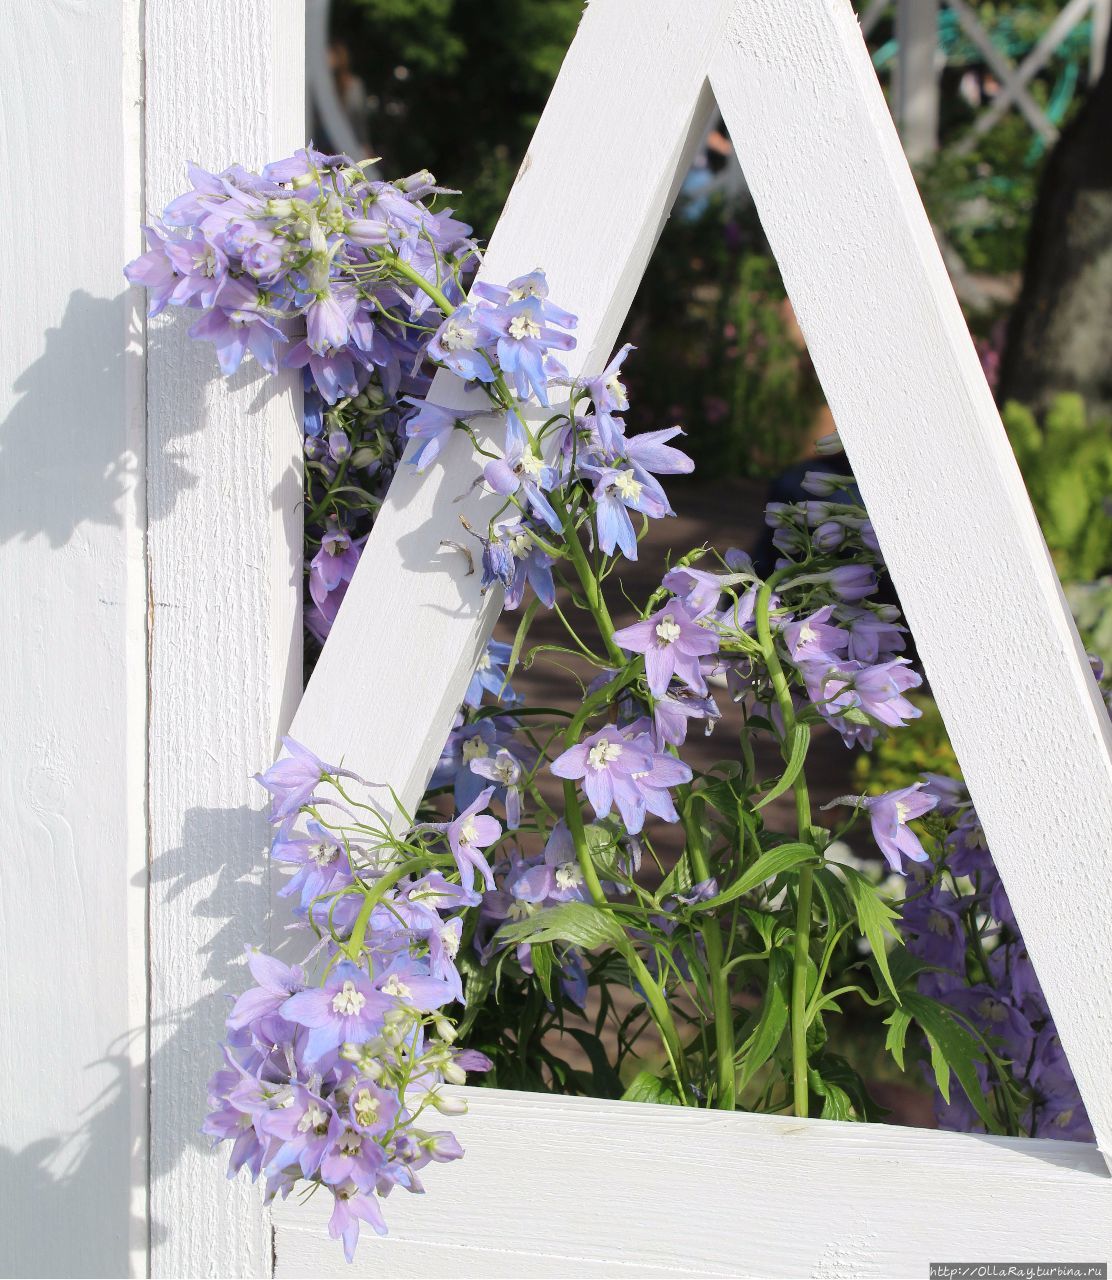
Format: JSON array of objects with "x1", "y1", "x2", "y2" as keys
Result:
[
  {"x1": 562, "y1": 777, "x2": 688, "y2": 1098},
  {"x1": 754, "y1": 574, "x2": 817, "y2": 1119},
  {"x1": 680, "y1": 792, "x2": 736, "y2": 1109}
]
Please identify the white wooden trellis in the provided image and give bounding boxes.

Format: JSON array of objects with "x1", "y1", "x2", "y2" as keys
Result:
[{"x1": 4, "y1": 0, "x2": 1112, "y2": 1278}]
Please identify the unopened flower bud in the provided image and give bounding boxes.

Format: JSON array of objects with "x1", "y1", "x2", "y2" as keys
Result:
[
  {"x1": 428, "y1": 1091, "x2": 467, "y2": 1116},
  {"x1": 432, "y1": 1014, "x2": 457, "y2": 1043}
]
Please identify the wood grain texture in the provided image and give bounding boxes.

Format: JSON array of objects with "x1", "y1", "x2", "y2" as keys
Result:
[
  {"x1": 0, "y1": 2, "x2": 147, "y2": 1275},
  {"x1": 711, "y1": 0, "x2": 1112, "y2": 1160},
  {"x1": 144, "y1": 2, "x2": 304, "y2": 1276},
  {"x1": 273, "y1": 1087, "x2": 1112, "y2": 1277},
  {"x1": 289, "y1": 0, "x2": 726, "y2": 807}
]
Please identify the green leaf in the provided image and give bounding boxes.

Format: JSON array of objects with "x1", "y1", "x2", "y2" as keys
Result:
[
  {"x1": 504, "y1": 595, "x2": 540, "y2": 685},
  {"x1": 691, "y1": 843, "x2": 817, "y2": 912},
  {"x1": 530, "y1": 941, "x2": 554, "y2": 1000},
  {"x1": 497, "y1": 901, "x2": 629, "y2": 954},
  {"x1": 808, "y1": 1068, "x2": 854, "y2": 1121},
  {"x1": 753, "y1": 724, "x2": 811, "y2": 810},
  {"x1": 884, "y1": 1006, "x2": 913, "y2": 1070},
  {"x1": 899, "y1": 993, "x2": 1001, "y2": 1135},
  {"x1": 455, "y1": 953, "x2": 495, "y2": 1039},
  {"x1": 658, "y1": 850, "x2": 695, "y2": 899},
  {"x1": 840, "y1": 865, "x2": 902, "y2": 1004},
  {"x1": 621, "y1": 1069, "x2": 680, "y2": 1106},
  {"x1": 738, "y1": 948, "x2": 791, "y2": 1089}
]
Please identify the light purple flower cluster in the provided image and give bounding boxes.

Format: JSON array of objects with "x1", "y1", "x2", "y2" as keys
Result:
[
  {"x1": 900, "y1": 777, "x2": 1093, "y2": 1142},
  {"x1": 126, "y1": 149, "x2": 473, "y2": 401},
  {"x1": 205, "y1": 738, "x2": 496, "y2": 1259}
]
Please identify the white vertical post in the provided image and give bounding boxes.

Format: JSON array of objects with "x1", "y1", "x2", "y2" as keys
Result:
[
  {"x1": 144, "y1": 2, "x2": 304, "y2": 1276},
  {"x1": 0, "y1": 2, "x2": 147, "y2": 1276},
  {"x1": 895, "y1": 0, "x2": 940, "y2": 163},
  {"x1": 1093, "y1": 0, "x2": 1112, "y2": 80}
]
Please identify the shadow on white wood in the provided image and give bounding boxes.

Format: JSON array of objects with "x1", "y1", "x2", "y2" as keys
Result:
[{"x1": 0, "y1": 3, "x2": 147, "y2": 1275}]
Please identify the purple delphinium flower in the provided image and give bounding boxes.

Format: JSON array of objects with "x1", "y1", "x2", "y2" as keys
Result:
[
  {"x1": 479, "y1": 517, "x2": 556, "y2": 609},
  {"x1": 188, "y1": 279, "x2": 286, "y2": 376},
  {"x1": 781, "y1": 605, "x2": 849, "y2": 667},
  {"x1": 309, "y1": 527, "x2": 360, "y2": 610},
  {"x1": 463, "y1": 640, "x2": 519, "y2": 708},
  {"x1": 402, "y1": 399, "x2": 460, "y2": 471},
  {"x1": 255, "y1": 736, "x2": 338, "y2": 821},
  {"x1": 475, "y1": 295, "x2": 576, "y2": 406},
  {"x1": 327, "y1": 1180, "x2": 389, "y2": 1261},
  {"x1": 227, "y1": 949, "x2": 306, "y2": 1034},
  {"x1": 441, "y1": 788, "x2": 502, "y2": 894},
  {"x1": 591, "y1": 466, "x2": 670, "y2": 560},
  {"x1": 259, "y1": 1084, "x2": 342, "y2": 1179},
  {"x1": 469, "y1": 748, "x2": 525, "y2": 828},
  {"x1": 270, "y1": 819, "x2": 354, "y2": 909},
  {"x1": 801, "y1": 658, "x2": 923, "y2": 748},
  {"x1": 612, "y1": 600, "x2": 719, "y2": 698},
  {"x1": 427, "y1": 303, "x2": 496, "y2": 383},
  {"x1": 550, "y1": 725, "x2": 692, "y2": 834},
  {"x1": 862, "y1": 784, "x2": 937, "y2": 871},
  {"x1": 483, "y1": 414, "x2": 562, "y2": 532},
  {"x1": 281, "y1": 961, "x2": 394, "y2": 1063}
]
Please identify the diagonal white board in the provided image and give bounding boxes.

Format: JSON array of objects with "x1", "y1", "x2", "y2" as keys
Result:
[{"x1": 291, "y1": 0, "x2": 1112, "y2": 1164}]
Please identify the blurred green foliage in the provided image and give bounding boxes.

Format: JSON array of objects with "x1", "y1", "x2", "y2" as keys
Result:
[
  {"x1": 619, "y1": 202, "x2": 822, "y2": 478},
  {"x1": 1003, "y1": 394, "x2": 1112, "y2": 583},
  {"x1": 335, "y1": 0, "x2": 581, "y2": 236},
  {"x1": 853, "y1": 693, "x2": 961, "y2": 794}
]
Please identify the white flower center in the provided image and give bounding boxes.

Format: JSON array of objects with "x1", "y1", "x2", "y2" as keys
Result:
[
  {"x1": 798, "y1": 622, "x2": 817, "y2": 644},
  {"x1": 493, "y1": 757, "x2": 517, "y2": 785},
  {"x1": 894, "y1": 800, "x2": 911, "y2": 824},
  {"x1": 604, "y1": 374, "x2": 626, "y2": 401},
  {"x1": 353, "y1": 1088, "x2": 379, "y2": 1127},
  {"x1": 655, "y1": 615, "x2": 682, "y2": 645},
  {"x1": 476, "y1": 651, "x2": 492, "y2": 671},
  {"x1": 509, "y1": 532, "x2": 532, "y2": 559},
  {"x1": 382, "y1": 973, "x2": 413, "y2": 1000},
  {"x1": 440, "y1": 924, "x2": 461, "y2": 959},
  {"x1": 461, "y1": 738, "x2": 489, "y2": 763},
  {"x1": 555, "y1": 864, "x2": 584, "y2": 891},
  {"x1": 339, "y1": 1127, "x2": 363, "y2": 1155},
  {"x1": 331, "y1": 980, "x2": 366, "y2": 1017},
  {"x1": 519, "y1": 451, "x2": 545, "y2": 478},
  {"x1": 307, "y1": 841, "x2": 337, "y2": 868},
  {"x1": 508, "y1": 314, "x2": 542, "y2": 341},
  {"x1": 297, "y1": 1103, "x2": 329, "y2": 1134},
  {"x1": 614, "y1": 470, "x2": 642, "y2": 501},
  {"x1": 588, "y1": 740, "x2": 623, "y2": 770},
  {"x1": 460, "y1": 819, "x2": 481, "y2": 845},
  {"x1": 439, "y1": 316, "x2": 478, "y2": 350}
]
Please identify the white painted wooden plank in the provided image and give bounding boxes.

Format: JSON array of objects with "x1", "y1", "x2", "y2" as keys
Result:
[
  {"x1": 291, "y1": 0, "x2": 726, "y2": 796},
  {"x1": 144, "y1": 2, "x2": 304, "y2": 1276},
  {"x1": 0, "y1": 2, "x2": 147, "y2": 1275},
  {"x1": 273, "y1": 1088, "x2": 1112, "y2": 1277},
  {"x1": 712, "y1": 0, "x2": 1112, "y2": 1161}
]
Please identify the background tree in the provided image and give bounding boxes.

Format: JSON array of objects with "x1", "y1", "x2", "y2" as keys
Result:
[{"x1": 999, "y1": 20, "x2": 1112, "y2": 417}]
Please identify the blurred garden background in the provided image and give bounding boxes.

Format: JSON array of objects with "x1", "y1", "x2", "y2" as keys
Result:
[{"x1": 307, "y1": 0, "x2": 1112, "y2": 1122}]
